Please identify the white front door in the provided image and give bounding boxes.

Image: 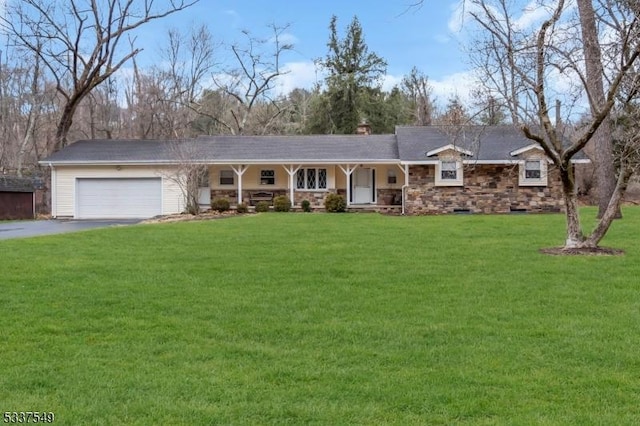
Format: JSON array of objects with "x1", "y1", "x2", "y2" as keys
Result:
[{"x1": 353, "y1": 168, "x2": 373, "y2": 204}]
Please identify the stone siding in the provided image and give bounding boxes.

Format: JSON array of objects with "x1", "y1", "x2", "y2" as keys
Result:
[
  {"x1": 378, "y1": 188, "x2": 402, "y2": 205},
  {"x1": 210, "y1": 189, "x2": 287, "y2": 205},
  {"x1": 405, "y1": 164, "x2": 564, "y2": 214},
  {"x1": 294, "y1": 190, "x2": 336, "y2": 207}
]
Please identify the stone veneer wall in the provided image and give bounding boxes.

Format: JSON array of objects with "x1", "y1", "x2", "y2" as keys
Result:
[
  {"x1": 294, "y1": 190, "x2": 336, "y2": 207},
  {"x1": 210, "y1": 189, "x2": 288, "y2": 205},
  {"x1": 405, "y1": 164, "x2": 565, "y2": 214}
]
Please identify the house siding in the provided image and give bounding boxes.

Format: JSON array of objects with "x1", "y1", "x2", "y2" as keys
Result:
[
  {"x1": 53, "y1": 166, "x2": 184, "y2": 217},
  {"x1": 209, "y1": 165, "x2": 337, "y2": 191},
  {"x1": 405, "y1": 164, "x2": 565, "y2": 214},
  {"x1": 209, "y1": 164, "x2": 405, "y2": 207}
]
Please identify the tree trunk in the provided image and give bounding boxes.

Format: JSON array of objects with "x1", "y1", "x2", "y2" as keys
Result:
[
  {"x1": 560, "y1": 164, "x2": 586, "y2": 248},
  {"x1": 53, "y1": 103, "x2": 77, "y2": 152},
  {"x1": 584, "y1": 165, "x2": 633, "y2": 247},
  {"x1": 576, "y1": 0, "x2": 621, "y2": 219},
  {"x1": 16, "y1": 116, "x2": 36, "y2": 177}
]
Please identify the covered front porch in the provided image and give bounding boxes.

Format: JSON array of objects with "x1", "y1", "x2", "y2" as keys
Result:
[{"x1": 207, "y1": 163, "x2": 407, "y2": 211}]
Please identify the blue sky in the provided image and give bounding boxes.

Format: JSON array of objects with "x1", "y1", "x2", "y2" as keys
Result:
[{"x1": 134, "y1": 0, "x2": 474, "y2": 104}]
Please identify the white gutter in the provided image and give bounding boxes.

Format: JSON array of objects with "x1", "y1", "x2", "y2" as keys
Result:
[{"x1": 400, "y1": 159, "x2": 590, "y2": 166}]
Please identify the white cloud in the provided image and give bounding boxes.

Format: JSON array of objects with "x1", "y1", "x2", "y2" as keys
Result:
[
  {"x1": 512, "y1": 0, "x2": 578, "y2": 31},
  {"x1": 448, "y1": 0, "x2": 485, "y2": 34},
  {"x1": 275, "y1": 65, "x2": 414, "y2": 97},
  {"x1": 430, "y1": 71, "x2": 477, "y2": 107},
  {"x1": 448, "y1": 0, "x2": 469, "y2": 33},
  {"x1": 273, "y1": 60, "x2": 478, "y2": 111},
  {"x1": 449, "y1": 0, "x2": 577, "y2": 35},
  {"x1": 382, "y1": 74, "x2": 403, "y2": 92},
  {"x1": 274, "y1": 61, "x2": 321, "y2": 95}
]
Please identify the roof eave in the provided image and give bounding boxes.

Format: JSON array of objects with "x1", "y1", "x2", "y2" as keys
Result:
[{"x1": 38, "y1": 160, "x2": 183, "y2": 166}]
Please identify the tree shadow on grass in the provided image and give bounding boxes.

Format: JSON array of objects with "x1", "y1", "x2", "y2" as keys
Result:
[{"x1": 539, "y1": 247, "x2": 625, "y2": 256}]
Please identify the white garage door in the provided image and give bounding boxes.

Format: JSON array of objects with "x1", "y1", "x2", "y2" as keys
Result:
[{"x1": 76, "y1": 178, "x2": 162, "y2": 219}]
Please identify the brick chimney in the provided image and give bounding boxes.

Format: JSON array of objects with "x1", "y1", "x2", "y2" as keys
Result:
[{"x1": 356, "y1": 121, "x2": 371, "y2": 135}]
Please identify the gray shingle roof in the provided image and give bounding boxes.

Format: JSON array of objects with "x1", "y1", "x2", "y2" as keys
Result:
[
  {"x1": 41, "y1": 139, "x2": 184, "y2": 164},
  {"x1": 397, "y1": 126, "x2": 544, "y2": 162},
  {"x1": 196, "y1": 134, "x2": 399, "y2": 162},
  {"x1": 40, "y1": 127, "x2": 587, "y2": 165},
  {"x1": 41, "y1": 135, "x2": 399, "y2": 164},
  {"x1": 0, "y1": 176, "x2": 36, "y2": 192}
]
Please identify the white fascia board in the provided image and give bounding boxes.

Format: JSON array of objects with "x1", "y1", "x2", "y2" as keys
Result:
[
  {"x1": 213, "y1": 159, "x2": 401, "y2": 165},
  {"x1": 426, "y1": 144, "x2": 474, "y2": 157},
  {"x1": 462, "y1": 160, "x2": 519, "y2": 165},
  {"x1": 400, "y1": 160, "x2": 439, "y2": 165},
  {"x1": 570, "y1": 159, "x2": 591, "y2": 164},
  {"x1": 510, "y1": 143, "x2": 544, "y2": 156},
  {"x1": 41, "y1": 159, "x2": 404, "y2": 166},
  {"x1": 405, "y1": 159, "x2": 532, "y2": 165},
  {"x1": 38, "y1": 160, "x2": 186, "y2": 166}
]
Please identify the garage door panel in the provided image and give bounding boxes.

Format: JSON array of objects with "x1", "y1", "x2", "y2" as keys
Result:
[{"x1": 76, "y1": 178, "x2": 162, "y2": 219}]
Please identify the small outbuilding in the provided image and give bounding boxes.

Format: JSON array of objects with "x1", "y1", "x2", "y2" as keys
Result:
[{"x1": 0, "y1": 176, "x2": 36, "y2": 220}]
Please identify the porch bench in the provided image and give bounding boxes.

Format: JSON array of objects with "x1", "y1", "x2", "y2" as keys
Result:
[{"x1": 249, "y1": 191, "x2": 274, "y2": 206}]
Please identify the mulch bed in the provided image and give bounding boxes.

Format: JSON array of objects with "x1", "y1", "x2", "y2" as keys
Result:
[
  {"x1": 141, "y1": 210, "x2": 239, "y2": 224},
  {"x1": 539, "y1": 246, "x2": 625, "y2": 256}
]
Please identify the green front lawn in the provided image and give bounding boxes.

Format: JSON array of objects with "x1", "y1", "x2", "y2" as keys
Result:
[{"x1": 1, "y1": 209, "x2": 640, "y2": 424}]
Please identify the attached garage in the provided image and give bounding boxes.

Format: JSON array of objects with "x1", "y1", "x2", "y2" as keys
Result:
[{"x1": 76, "y1": 178, "x2": 163, "y2": 219}]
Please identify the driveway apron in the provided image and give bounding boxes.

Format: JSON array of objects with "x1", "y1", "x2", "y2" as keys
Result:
[{"x1": 0, "y1": 220, "x2": 140, "y2": 240}]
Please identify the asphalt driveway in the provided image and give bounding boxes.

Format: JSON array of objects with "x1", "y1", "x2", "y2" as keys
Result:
[{"x1": 0, "y1": 219, "x2": 142, "y2": 240}]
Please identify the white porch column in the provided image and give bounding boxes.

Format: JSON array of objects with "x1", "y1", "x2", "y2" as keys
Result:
[
  {"x1": 282, "y1": 165, "x2": 302, "y2": 206},
  {"x1": 402, "y1": 163, "x2": 409, "y2": 215},
  {"x1": 338, "y1": 164, "x2": 358, "y2": 207},
  {"x1": 230, "y1": 165, "x2": 248, "y2": 205}
]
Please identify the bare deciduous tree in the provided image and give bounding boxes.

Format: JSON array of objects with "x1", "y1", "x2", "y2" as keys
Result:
[
  {"x1": 1, "y1": 0, "x2": 198, "y2": 152},
  {"x1": 165, "y1": 140, "x2": 209, "y2": 215},
  {"x1": 577, "y1": 0, "x2": 619, "y2": 218},
  {"x1": 466, "y1": 0, "x2": 640, "y2": 250},
  {"x1": 0, "y1": 47, "x2": 56, "y2": 176},
  {"x1": 401, "y1": 67, "x2": 436, "y2": 126},
  {"x1": 206, "y1": 23, "x2": 294, "y2": 135}
]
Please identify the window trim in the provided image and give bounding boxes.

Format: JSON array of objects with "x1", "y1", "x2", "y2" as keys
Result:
[
  {"x1": 219, "y1": 169, "x2": 235, "y2": 186},
  {"x1": 260, "y1": 169, "x2": 275, "y2": 185},
  {"x1": 387, "y1": 169, "x2": 397, "y2": 185},
  {"x1": 435, "y1": 160, "x2": 463, "y2": 186},
  {"x1": 296, "y1": 167, "x2": 328, "y2": 191},
  {"x1": 519, "y1": 159, "x2": 548, "y2": 186}
]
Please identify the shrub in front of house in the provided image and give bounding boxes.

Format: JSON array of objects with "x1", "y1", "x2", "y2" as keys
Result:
[
  {"x1": 211, "y1": 198, "x2": 230, "y2": 212},
  {"x1": 301, "y1": 199, "x2": 312, "y2": 212},
  {"x1": 255, "y1": 201, "x2": 270, "y2": 213},
  {"x1": 236, "y1": 203, "x2": 248, "y2": 214},
  {"x1": 324, "y1": 193, "x2": 346, "y2": 213},
  {"x1": 273, "y1": 196, "x2": 291, "y2": 212}
]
